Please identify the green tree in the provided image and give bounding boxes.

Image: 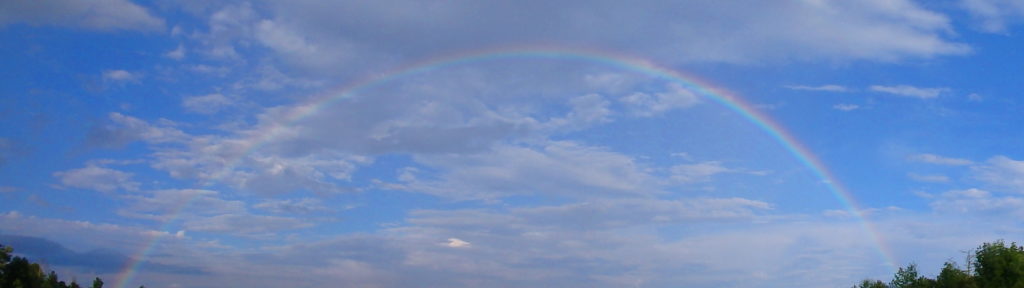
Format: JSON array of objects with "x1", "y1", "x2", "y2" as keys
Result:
[
  {"x1": 43, "y1": 271, "x2": 60, "y2": 288},
  {"x1": 853, "y1": 279, "x2": 888, "y2": 288},
  {"x1": 890, "y1": 263, "x2": 921, "y2": 288},
  {"x1": 91, "y1": 277, "x2": 103, "y2": 288},
  {"x1": 936, "y1": 261, "x2": 976, "y2": 288},
  {"x1": 974, "y1": 240, "x2": 1024, "y2": 288}
]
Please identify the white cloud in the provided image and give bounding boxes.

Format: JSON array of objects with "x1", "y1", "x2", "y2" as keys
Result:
[
  {"x1": 670, "y1": 161, "x2": 733, "y2": 183},
  {"x1": 102, "y1": 70, "x2": 139, "y2": 82},
  {"x1": 833, "y1": 104, "x2": 860, "y2": 111},
  {"x1": 182, "y1": 93, "x2": 233, "y2": 114},
  {"x1": 183, "y1": 214, "x2": 312, "y2": 235},
  {"x1": 961, "y1": 0, "x2": 1024, "y2": 32},
  {"x1": 165, "y1": 44, "x2": 186, "y2": 60},
  {"x1": 973, "y1": 156, "x2": 1024, "y2": 191},
  {"x1": 907, "y1": 173, "x2": 950, "y2": 183},
  {"x1": 254, "y1": 198, "x2": 328, "y2": 214},
  {"x1": 253, "y1": 0, "x2": 968, "y2": 72},
  {"x1": 930, "y1": 188, "x2": 1024, "y2": 217},
  {"x1": 785, "y1": 85, "x2": 850, "y2": 92},
  {"x1": 446, "y1": 238, "x2": 471, "y2": 248},
  {"x1": 908, "y1": 153, "x2": 973, "y2": 166},
  {"x1": 0, "y1": 0, "x2": 164, "y2": 31},
  {"x1": 395, "y1": 142, "x2": 660, "y2": 200},
  {"x1": 86, "y1": 112, "x2": 187, "y2": 148},
  {"x1": 53, "y1": 165, "x2": 139, "y2": 192},
  {"x1": 869, "y1": 85, "x2": 949, "y2": 99},
  {"x1": 619, "y1": 83, "x2": 700, "y2": 117},
  {"x1": 544, "y1": 94, "x2": 612, "y2": 131}
]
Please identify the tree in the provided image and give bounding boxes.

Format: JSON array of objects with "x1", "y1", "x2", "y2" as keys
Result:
[
  {"x1": 936, "y1": 261, "x2": 976, "y2": 288},
  {"x1": 890, "y1": 263, "x2": 921, "y2": 288},
  {"x1": 853, "y1": 279, "x2": 888, "y2": 288},
  {"x1": 974, "y1": 240, "x2": 1024, "y2": 288},
  {"x1": 91, "y1": 277, "x2": 103, "y2": 288}
]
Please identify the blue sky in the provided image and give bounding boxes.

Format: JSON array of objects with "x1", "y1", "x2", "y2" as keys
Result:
[{"x1": 3, "y1": 1, "x2": 1024, "y2": 287}]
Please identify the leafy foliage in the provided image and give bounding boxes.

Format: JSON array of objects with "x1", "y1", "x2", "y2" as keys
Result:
[
  {"x1": 855, "y1": 240, "x2": 1024, "y2": 288},
  {"x1": 0, "y1": 243, "x2": 136, "y2": 288}
]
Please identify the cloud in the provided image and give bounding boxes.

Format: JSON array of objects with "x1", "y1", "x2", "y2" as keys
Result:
[
  {"x1": 907, "y1": 173, "x2": 950, "y2": 183},
  {"x1": 0, "y1": 0, "x2": 164, "y2": 31},
  {"x1": 785, "y1": 85, "x2": 851, "y2": 92},
  {"x1": 249, "y1": 0, "x2": 968, "y2": 74},
  {"x1": 833, "y1": 104, "x2": 860, "y2": 111},
  {"x1": 619, "y1": 83, "x2": 700, "y2": 117},
  {"x1": 85, "y1": 112, "x2": 187, "y2": 148},
  {"x1": 102, "y1": 69, "x2": 139, "y2": 82},
  {"x1": 53, "y1": 165, "x2": 139, "y2": 192},
  {"x1": 254, "y1": 198, "x2": 328, "y2": 214},
  {"x1": 393, "y1": 141, "x2": 660, "y2": 200},
  {"x1": 165, "y1": 44, "x2": 186, "y2": 60},
  {"x1": 670, "y1": 161, "x2": 734, "y2": 183},
  {"x1": 182, "y1": 93, "x2": 233, "y2": 114},
  {"x1": 973, "y1": 156, "x2": 1024, "y2": 191},
  {"x1": 0, "y1": 234, "x2": 203, "y2": 274},
  {"x1": 908, "y1": 153, "x2": 973, "y2": 166},
  {"x1": 183, "y1": 214, "x2": 312, "y2": 235},
  {"x1": 961, "y1": 0, "x2": 1024, "y2": 32},
  {"x1": 446, "y1": 238, "x2": 471, "y2": 248},
  {"x1": 929, "y1": 188, "x2": 1024, "y2": 217},
  {"x1": 118, "y1": 189, "x2": 314, "y2": 236},
  {"x1": 869, "y1": 85, "x2": 949, "y2": 99}
]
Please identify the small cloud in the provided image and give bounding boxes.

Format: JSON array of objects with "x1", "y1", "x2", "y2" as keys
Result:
[
  {"x1": 968, "y1": 93, "x2": 984, "y2": 102},
  {"x1": 102, "y1": 70, "x2": 139, "y2": 82},
  {"x1": 182, "y1": 93, "x2": 232, "y2": 114},
  {"x1": 908, "y1": 173, "x2": 950, "y2": 183},
  {"x1": 869, "y1": 85, "x2": 949, "y2": 99},
  {"x1": 446, "y1": 238, "x2": 471, "y2": 248},
  {"x1": 165, "y1": 44, "x2": 186, "y2": 60},
  {"x1": 832, "y1": 104, "x2": 859, "y2": 111},
  {"x1": 175, "y1": 230, "x2": 186, "y2": 238},
  {"x1": 53, "y1": 165, "x2": 139, "y2": 192},
  {"x1": 671, "y1": 161, "x2": 732, "y2": 183},
  {"x1": 784, "y1": 84, "x2": 850, "y2": 92},
  {"x1": 908, "y1": 153, "x2": 973, "y2": 166},
  {"x1": 620, "y1": 83, "x2": 699, "y2": 117}
]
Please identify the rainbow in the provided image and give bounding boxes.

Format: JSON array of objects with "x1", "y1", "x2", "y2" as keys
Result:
[{"x1": 115, "y1": 47, "x2": 894, "y2": 287}]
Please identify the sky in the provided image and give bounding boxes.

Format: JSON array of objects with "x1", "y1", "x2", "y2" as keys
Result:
[{"x1": 2, "y1": 0, "x2": 1024, "y2": 287}]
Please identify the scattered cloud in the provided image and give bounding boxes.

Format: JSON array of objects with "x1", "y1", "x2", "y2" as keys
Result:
[
  {"x1": 165, "y1": 44, "x2": 186, "y2": 60},
  {"x1": 961, "y1": 0, "x2": 1024, "y2": 32},
  {"x1": 103, "y1": 69, "x2": 140, "y2": 82},
  {"x1": 785, "y1": 84, "x2": 850, "y2": 92},
  {"x1": 619, "y1": 83, "x2": 700, "y2": 117},
  {"x1": 395, "y1": 142, "x2": 660, "y2": 200},
  {"x1": 85, "y1": 112, "x2": 187, "y2": 148},
  {"x1": 908, "y1": 173, "x2": 950, "y2": 183},
  {"x1": 182, "y1": 93, "x2": 233, "y2": 114},
  {"x1": 833, "y1": 104, "x2": 860, "y2": 111},
  {"x1": 908, "y1": 153, "x2": 973, "y2": 166},
  {"x1": 973, "y1": 156, "x2": 1024, "y2": 192},
  {"x1": 869, "y1": 85, "x2": 949, "y2": 99},
  {"x1": 930, "y1": 188, "x2": 1024, "y2": 217},
  {"x1": 968, "y1": 93, "x2": 984, "y2": 101},
  {"x1": 670, "y1": 161, "x2": 734, "y2": 183},
  {"x1": 446, "y1": 238, "x2": 471, "y2": 248},
  {"x1": 53, "y1": 165, "x2": 139, "y2": 192},
  {"x1": 254, "y1": 198, "x2": 329, "y2": 214},
  {"x1": 0, "y1": 0, "x2": 165, "y2": 31}
]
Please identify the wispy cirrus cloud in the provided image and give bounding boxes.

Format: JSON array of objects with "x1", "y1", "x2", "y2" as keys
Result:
[
  {"x1": 785, "y1": 84, "x2": 851, "y2": 92},
  {"x1": 870, "y1": 85, "x2": 949, "y2": 99}
]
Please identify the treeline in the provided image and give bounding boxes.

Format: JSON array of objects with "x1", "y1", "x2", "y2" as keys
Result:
[
  {"x1": 854, "y1": 240, "x2": 1024, "y2": 288},
  {"x1": 0, "y1": 244, "x2": 144, "y2": 288}
]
